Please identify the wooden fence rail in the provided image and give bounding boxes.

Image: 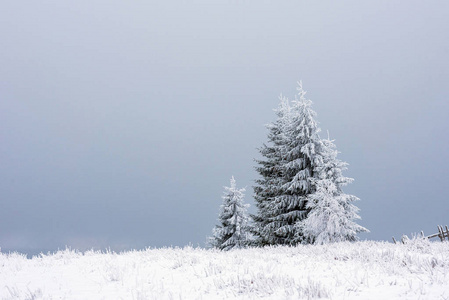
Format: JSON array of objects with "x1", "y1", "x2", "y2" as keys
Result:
[{"x1": 392, "y1": 225, "x2": 449, "y2": 244}]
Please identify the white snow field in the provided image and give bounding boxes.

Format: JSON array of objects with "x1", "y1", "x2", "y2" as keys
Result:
[{"x1": 1, "y1": 240, "x2": 448, "y2": 299}]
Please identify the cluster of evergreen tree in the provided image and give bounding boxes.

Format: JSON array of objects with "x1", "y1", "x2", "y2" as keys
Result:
[{"x1": 209, "y1": 82, "x2": 367, "y2": 250}]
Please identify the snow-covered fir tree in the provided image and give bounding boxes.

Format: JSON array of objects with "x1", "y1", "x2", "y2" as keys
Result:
[
  {"x1": 253, "y1": 82, "x2": 323, "y2": 245},
  {"x1": 252, "y1": 96, "x2": 292, "y2": 245},
  {"x1": 209, "y1": 176, "x2": 251, "y2": 250},
  {"x1": 297, "y1": 137, "x2": 368, "y2": 244},
  {"x1": 253, "y1": 81, "x2": 367, "y2": 245}
]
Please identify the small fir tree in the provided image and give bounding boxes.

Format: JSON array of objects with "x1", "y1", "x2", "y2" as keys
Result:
[{"x1": 209, "y1": 177, "x2": 250, "y2": 250}]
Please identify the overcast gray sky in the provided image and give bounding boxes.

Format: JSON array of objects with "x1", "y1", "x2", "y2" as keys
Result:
[{"x1": 1, "y1": 1, "x2": 448, "y2": 255}]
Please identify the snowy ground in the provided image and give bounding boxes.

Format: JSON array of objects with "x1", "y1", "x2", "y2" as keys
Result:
[{"x1": 1, "y1": 240, "x2": 448, "y2": 299}]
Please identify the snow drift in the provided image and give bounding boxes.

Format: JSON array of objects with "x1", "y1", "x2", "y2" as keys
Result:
[{"x1": 1, "y1": 240, "x2": 448, "y2": 299}]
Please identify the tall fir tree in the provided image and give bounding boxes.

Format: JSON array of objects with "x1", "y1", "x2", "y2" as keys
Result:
[
  {"x1": 297, "y1": 137, "x2": 368, "y2": 244},
  {"x1": 209, "y1": 176, "x2": 250, "y2": 250},
  {"x1": 253, "y1": 81, "x2": 367, "y2": 245},
  {"x1": 252, "y1": 96, "x2": 291, "y2": 245},
  {"x1": 253, "y1": 82, "x2": 323, "y2": 245}
]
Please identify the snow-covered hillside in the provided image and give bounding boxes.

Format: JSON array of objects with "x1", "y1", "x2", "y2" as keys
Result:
[{"x1": 1, "y1": 240, "x2": 448, "y2": 299}]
